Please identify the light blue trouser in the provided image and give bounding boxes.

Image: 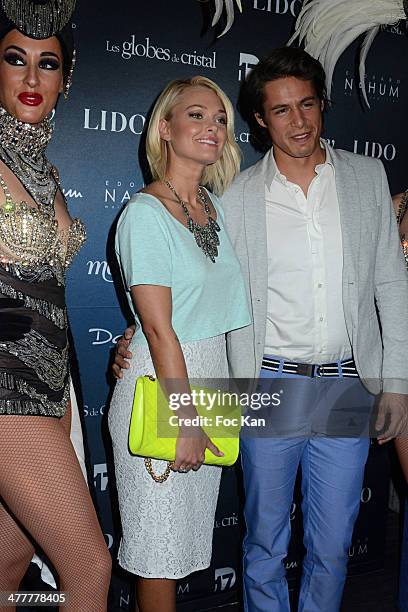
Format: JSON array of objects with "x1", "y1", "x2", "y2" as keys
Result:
[{"x1": 241, "y1": 356, "x2": 372, "y2": 612}]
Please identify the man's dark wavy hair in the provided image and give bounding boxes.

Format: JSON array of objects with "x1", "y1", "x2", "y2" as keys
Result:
[{"x1": 238, "y1": 47, "x2": 329, "y2": 152}]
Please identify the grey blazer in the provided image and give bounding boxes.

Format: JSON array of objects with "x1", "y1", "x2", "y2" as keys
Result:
[{"x1": 223, "y1": 145, "x2": 408, "y2": 395}]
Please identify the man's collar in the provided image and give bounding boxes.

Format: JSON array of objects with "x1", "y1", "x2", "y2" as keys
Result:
[
  {"x1": 321, "y1": 141, "x2": 334, "y2": 168},
  {"x1": 268, "y1": 139, "x2": 334, "y2": 188}
]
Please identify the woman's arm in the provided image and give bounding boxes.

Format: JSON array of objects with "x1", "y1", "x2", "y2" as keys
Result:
[
  {"x1": 131, "y1": 284, "x2": 222, "y2": 471},
  {"x1": 132, "y1": 285, "x2": 187, "y2": 379}
]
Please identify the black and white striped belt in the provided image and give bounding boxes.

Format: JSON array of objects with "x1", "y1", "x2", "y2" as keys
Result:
[{"x1": 261, "y1": 356, "x2": 358, "y2": 378}]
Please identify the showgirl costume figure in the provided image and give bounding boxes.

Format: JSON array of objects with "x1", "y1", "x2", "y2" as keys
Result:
[
  {"x1": 393, "y1": 190, "x2": 408, "y2": 481},
  {"x1": 0, "y1": 1, "x2": 111, "y2": 610}
]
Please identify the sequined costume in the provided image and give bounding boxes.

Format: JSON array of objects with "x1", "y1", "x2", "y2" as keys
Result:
[
  {"x1": 0, "y1": 107, "x2": 85, "y2": 417},
  {"x1": 397, "y1": 190, "x2": 408, "y2": 270}
]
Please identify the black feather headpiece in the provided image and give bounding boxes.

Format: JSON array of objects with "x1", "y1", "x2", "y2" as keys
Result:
[{"x1": 0, "y1": 0, "x2": 76, "y2": 82}]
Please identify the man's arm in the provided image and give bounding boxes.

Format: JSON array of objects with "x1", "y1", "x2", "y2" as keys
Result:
[
  {"x1": 373, "y1": 162, "x2": 408, "y2": 442},
  {"x1": 112, "y1": 325, "x2": 135, "y2": 379},
  {"x1": 222, "y1": 179, "x2": 257, "y2": 380},
  {"x1": 374, "y1": 162, "x2": 408, "y2": 393}
]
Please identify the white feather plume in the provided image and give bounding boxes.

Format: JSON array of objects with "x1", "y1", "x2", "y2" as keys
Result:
[
  {"x1": 211, "y1": 0, "x2": 243, "y2": 37},
  {"x1": 288, "y1": 0, "x2": 406, "y2": 105},
  {"x1": 212, "y1": 0, "x2": 224, "y2": 26},
  {"x1": 359, "y1": 26, "x2": 380, "y2": 107}
]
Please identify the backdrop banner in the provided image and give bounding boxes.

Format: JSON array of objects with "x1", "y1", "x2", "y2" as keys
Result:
[{"x1": 40, "y1": 1, "x2": 407, "y2": 610}]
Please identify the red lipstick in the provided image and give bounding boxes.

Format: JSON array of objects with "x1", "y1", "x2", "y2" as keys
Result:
[{"x1": 18, "y1": 92, "x2": 43, "y2": 106}]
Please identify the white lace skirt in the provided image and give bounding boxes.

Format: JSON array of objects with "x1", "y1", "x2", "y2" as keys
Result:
[{"x1": 108, "y1": 334, "x2": 227, "y2": 578}]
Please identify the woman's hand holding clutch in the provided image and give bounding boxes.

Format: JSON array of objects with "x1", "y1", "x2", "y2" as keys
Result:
[{"x1": 173, "y1": 427, "x2": 223, "y2": 473}]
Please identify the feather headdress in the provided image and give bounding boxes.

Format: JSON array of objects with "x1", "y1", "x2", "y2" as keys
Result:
[
  {"x1": 210, "y1": 0, "x2": 242, "y2": 37},
  {"x1": 288, "y1": 0, "x2": 408, "y2": 106}
]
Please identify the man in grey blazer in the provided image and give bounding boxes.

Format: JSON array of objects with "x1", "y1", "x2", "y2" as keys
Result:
[
  {"x1": 223, "y1": 48, "x2": 408, "y2": 611},
  {"x1": 113, "y1": 47, "x2": 408, "y2": 611}
]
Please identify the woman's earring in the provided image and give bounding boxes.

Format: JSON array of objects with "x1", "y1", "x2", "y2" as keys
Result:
[{"x1": 64, "y1": 50, "x2": 76, "y2": 100}]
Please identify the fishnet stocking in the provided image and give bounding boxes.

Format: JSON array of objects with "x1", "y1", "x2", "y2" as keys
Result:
[
  {"x1": 0, "y1": 501, "x2": 34, "y2": 590},
  {"x1": 395, "y1": 438, "x2": 408, "y2": 484},
  {"x1": 0, "y1": 413, "x2": 111, "y2": 612}
]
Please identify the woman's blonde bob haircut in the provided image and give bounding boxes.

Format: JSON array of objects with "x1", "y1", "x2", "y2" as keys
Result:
[{"x1": 146, "y1": 76, "x2": 241, "y2": 196}]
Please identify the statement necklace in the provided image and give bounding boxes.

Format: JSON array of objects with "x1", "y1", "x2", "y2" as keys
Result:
[
  {"x1": 163, "y1": 179, "x2": 220, "y2": 262},
  {"x1": 0, "y1": 106, "x2": 56, "y2": 215}
]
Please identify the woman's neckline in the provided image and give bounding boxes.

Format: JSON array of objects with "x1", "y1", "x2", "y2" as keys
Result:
[{"x1": 136, "y1": 187, "x2": 218, "y2": 234}]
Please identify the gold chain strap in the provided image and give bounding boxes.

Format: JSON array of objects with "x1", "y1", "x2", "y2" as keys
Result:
[
  {"x1": 144, "y1": 458, "x2": 174, "y2": 483},
  {"x1": 142, "y1": 375, "x2": 174, "y2": 483}
]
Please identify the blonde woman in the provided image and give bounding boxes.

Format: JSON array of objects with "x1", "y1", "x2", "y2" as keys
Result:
[{"x1": 108, "y1": 76, "x2": 250, "y2": 612}]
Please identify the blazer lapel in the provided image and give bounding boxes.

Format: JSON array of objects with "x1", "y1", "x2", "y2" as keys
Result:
[{"x1": 330, "y1": 147, "x2": 360, "y2": 278}]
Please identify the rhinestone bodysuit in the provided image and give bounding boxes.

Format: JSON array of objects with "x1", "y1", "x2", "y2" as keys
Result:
[
  {"x1": 397, "y1": 190, "x2": 408, "y2": 270},
  {"x1": 0, "y1": 109, "x2": 86, "y2": 417}
]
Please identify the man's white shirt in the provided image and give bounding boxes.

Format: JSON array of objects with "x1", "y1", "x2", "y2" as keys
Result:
[{"x1": 264, "y1": 143, "x2": 352, "y2": 363}]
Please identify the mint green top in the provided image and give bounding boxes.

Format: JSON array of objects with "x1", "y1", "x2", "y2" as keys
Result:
[{"x1": 115, "y1": 190, "x2": 251, "y2": 346}]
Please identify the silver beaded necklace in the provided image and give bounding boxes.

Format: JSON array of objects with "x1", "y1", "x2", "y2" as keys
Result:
[
  {"x1": 0, "y1": 106, "x2": 56, "y2": 215},
  {"x1": 163, "y1": 179, "x2": 220, "y2": 263}
]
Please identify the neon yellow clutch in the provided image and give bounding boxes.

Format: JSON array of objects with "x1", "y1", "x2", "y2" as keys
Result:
[{"x1": 129, "y1": 376, "x2": 240, "y2": 469}]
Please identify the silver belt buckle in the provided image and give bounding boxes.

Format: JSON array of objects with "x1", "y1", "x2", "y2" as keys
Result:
[
  {"x1": 317, "y1": 364, "x2": 325, "y2": 377},
  {"x1": 296, "y1": 363, "x2": 314, "y2": 377}
]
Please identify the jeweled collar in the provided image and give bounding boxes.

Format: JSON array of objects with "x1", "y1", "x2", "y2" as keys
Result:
[
  {"x1": 0, "y1": 106, "x2": 53, "y2": 160},
  {"x1": 0, "y1": 106, "x2": 56, "y2": 214}
]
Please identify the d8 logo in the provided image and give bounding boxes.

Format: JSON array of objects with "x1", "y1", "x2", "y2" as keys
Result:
[{"x1": 214, "y1": 567, "x2": 236, "y2": 591}]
